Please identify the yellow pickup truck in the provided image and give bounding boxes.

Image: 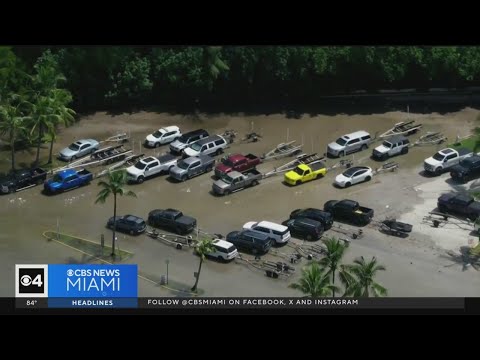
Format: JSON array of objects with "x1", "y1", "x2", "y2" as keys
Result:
[{"x1": 284, "y1": 160, "x2": 327, "y2": 186}]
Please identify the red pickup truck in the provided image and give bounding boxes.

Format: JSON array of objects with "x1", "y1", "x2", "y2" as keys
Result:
[{"x1": 215, "y1": 153, "x2": 261, "y2": 177}]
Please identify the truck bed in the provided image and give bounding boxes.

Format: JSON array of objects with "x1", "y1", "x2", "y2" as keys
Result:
[
  {"x1": 245, "y1": 154, "x2": 260, "y2": 161},
  {"x1": 77, "y1": 169, "x2": 92, "y2": 177},
  {"x1": 158, "y1": 153, "x2": 177, "y2": 163},
  {"x1": 457, "y1": 148, "x2": 473, "y2": 156},
  {"x1": 309, "y1": 161, "x2": 326, "y2": 171}
]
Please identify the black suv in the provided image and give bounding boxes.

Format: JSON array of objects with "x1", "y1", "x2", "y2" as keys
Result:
[
  {"x1": 289, "y1": 208, "x2": 333, "y2": 230},
  {"x1": 226, "y1": 230, "x2": 272, "y2": 255},
  {"x1": 283, "y1": 218, "x2": 324, "y2": 241},
  {"x1": 107, "y1": 215, "x2": 146, "y2": 235}
]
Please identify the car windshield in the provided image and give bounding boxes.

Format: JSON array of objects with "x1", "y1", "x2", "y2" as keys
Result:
[
  {"x1": 223, "y1": 159, "x2": 234, "y2": 167},
  {"x1": 68, "y1": 143, "x2": 80, "y2": 151},
  {"x1": 177, "y1": 161, "x2": 189, "y2": 170},
  {"x1": 382, "y1": 141, "x2": 393, "y2": 148},
  {"x1": 152, "y1": 130, "x2": 163, "y2": 138},
  {"x1": 222, "y1": 175, "x2": 234, "y2": 184},
  {"x1": 135, "y1": 162, "x2": 147, "y2": 170},
  {"x1": 52, "y1": 174, "x2": 63, "y2": 182},
  {"x1": 336, "y1": 138, "x2": 347, "y2": 146},
  {"x1": 190, "y1": 143, "x2": 202, "y2": 151},
  {"x1": 293, "y1": 167, "x2": 304, "y2": 175},
  {"x1": 433, "y1": 153, "x2": 445, "y2": 161}
]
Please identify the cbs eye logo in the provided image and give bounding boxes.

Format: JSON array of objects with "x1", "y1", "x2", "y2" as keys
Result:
[{"x1": 15, "y1": 265, "x2": 48, "y2": 297}]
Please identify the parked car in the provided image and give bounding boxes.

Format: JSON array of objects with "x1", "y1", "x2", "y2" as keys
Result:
[
  {"x1": 242, "y1": 220, "x2": 291, "y2": 244},
  {"x1": 424, "y1": 147, "x2": 473, "y2": 176},
  {"x1": 284, "y1": 160, "x2": 327, "y2": 186},
  {"x1": 202, "y1": 239, "x2": 238, "y2": 261},
  {"x1": 327, "y1": 131, "x2": 372, "y2": 157},
  {"x1": 0, "y1": 167, "x2": 47, "y2": 194},
  {"x1": 107, "y1": 215, "x2": 146, "y2": 235},
  {"x1": 450, "y1": 155, "x2": 480, "y2": 183},
  {"x1": 437, "y1": 193, "x2": 480, "y2": 221},
  {"x1": 182, "y1": 135, "x2": 228, "y2": 158},
  {"x1": 44, "y1": 169, "x2": 93, "y2": 194},
  {"x1": 147, "y1": 208, "x2": 197, "y2": 235},
  {"x1": 214, "y1": 153, "x2": 261, "y2": 178},
  {"x1": 58, "y1": 139, "x2": 99, "y2": 161},
  {"x1": 169, "y1": 129, "x2": 209, "y2": 154},
  {"x1": 324, "y1": 199, "x2": 374, "y2": 226},
  {"x1": 282, "y1": 217, "x2": 324, "y2": 241},
  {"x1": 169, "y1": 155, "x2": 215, "y2": 182},
  {"x1": 372, "y1": 135, "x2": 410, "y2": 160},
  {"x1": 126, "y1": 154, "x2": 177, "y2": 183},
  {"x1": 212, "y1": 169, "x2": 262, "y2": 195},
  {"x1": 334, "y1": 166, "x2": 373, "y2": 188},
  {"x1": 226, "y1": 230, "x2": 273, "y2": 255},
  {"x1": 144, "y1": 126, "x2": 181, "y2": 148},
  {"x1": 289, "y1": 208, "x2": 333, "y2": 230}
]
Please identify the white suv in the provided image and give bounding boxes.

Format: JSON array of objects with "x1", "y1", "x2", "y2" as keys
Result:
[
  {"x1": 145, "y1": 126, "x2": 181, "y2": 148},
  {"x1": 207, "y1": 239, "x2": 238, "y2": 261},
  {"x1": 242, "y1": 221, "x2": 291, "y2": 244}
]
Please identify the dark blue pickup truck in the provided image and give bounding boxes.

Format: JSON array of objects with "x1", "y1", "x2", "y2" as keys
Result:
[{"x1": 44, "y1": 169, "x2": 93, "y2": 194}]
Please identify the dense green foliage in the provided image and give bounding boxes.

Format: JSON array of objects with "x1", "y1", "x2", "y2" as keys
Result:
[{"x1": 8, "y1": 46, "x2": 480, "y2": 113}]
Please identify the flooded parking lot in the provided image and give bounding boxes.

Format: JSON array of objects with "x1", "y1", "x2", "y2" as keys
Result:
[{"x1": 2, "y1": 108, "x2": 480, "y2": 296}]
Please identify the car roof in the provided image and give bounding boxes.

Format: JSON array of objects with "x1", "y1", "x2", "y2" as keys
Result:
[
  {"x1": 124, "y1": 215, "x2": 144, "y2": 222},
  {"x1": 195, "y1": 135, "x2": 224, "y2": 146},
  {"x1": 297, "y1": 164, "x2": 310, "y2": 171},
  {"x1": 57, "y1": 169, "x2": 76, "y2": 178},
  {"x1": 142, "y1": 156, "x2": 157, "y2": 163},
  {"x1": 76, "y1": 139, "x2": 96, "y2": 145},
  {"x1": 256, "y1": 221, "x2": 288, "y2": 232},
  {"x1": 159, "y1": 125, "x2": 179, "y2": 133},
  {"x1": 343, "y1": 166, "x2": 371, "y2": 176},
  {"x1": 182, "y1": 129, "x2": 208, "y2": 137},
  {"x1": 241, "y1": 230, "x2": 271, "y2": 240},
  {"x1": 213, "y1": 239, "x2": 235, "y2": 249},
  {"x1": 342, "y1": 130, "x2": 370, "y2": 139}
]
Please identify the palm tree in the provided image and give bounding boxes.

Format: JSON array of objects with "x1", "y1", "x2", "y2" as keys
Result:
[
  {"x1": 0, "y1": 99, "x2": 32, "y2": 171},
  {"x1": 95, "y1": 170, "x2": 136, "y2": 258},
  {"x1": 202, "y1": 46, "x2": 229, "y2": 91},
  {"x1": 318, "y1": 237, "x2": 348, "y2": 297},
  {"x1": 289, "y1": 262, "x2": 338, "y2": 297},
  {"x1": 191, "y1": 237, "x2": 216, "y2": 292},
  {"x1": 45, "y1": 89, "x2": 75, "y2": 164},
  {"x1": 340, "y1": 256, "x2": 387, "y2": 297}
]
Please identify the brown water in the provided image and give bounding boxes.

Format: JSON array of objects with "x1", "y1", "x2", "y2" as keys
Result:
[{"x1": 1, "y1": 108, "x2": 479, "y2": 297}]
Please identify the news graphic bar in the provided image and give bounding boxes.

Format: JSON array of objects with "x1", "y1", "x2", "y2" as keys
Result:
[
  {"x1": 15, "y1": 264, "x2": 138, "y2": 309},
  {"x1": 138, "y1": 297, "x2": 465, "y2": 309}
]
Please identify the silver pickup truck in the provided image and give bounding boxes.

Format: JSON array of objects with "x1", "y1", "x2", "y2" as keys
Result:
[
  {"x1": 169, "y1": 155, "x2": 215, "y2": 181},
  {"x1": 212, "y1": 170, "x2": 262, "y2": 195}
]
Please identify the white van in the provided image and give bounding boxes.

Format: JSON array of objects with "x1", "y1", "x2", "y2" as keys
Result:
[{"x1": 242, "y1": 221, "x2": 291, "y2": 244}]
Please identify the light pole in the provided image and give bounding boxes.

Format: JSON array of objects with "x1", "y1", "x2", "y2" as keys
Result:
[{"x1": 165, "y1": 259, "x2": 170, "y2": 285}]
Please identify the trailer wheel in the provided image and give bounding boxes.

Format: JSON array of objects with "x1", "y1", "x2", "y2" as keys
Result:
[{"x1": 176, "y1": 244, "x2": 183, "y2": 250}]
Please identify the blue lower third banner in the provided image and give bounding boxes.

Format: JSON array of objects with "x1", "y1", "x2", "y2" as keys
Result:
[{"x1": 48, "y1": 264, "x2": 138, "y2": 308}]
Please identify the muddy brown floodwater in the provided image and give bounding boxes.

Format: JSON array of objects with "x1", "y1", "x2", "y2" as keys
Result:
[{"x1": 2, "y1": 108, "x2": 480, "y2": 297}]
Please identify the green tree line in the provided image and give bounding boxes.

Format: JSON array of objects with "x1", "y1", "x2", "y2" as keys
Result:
[{"x1": 10, "y1": 46, "x2": 480, "y2": 113}]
